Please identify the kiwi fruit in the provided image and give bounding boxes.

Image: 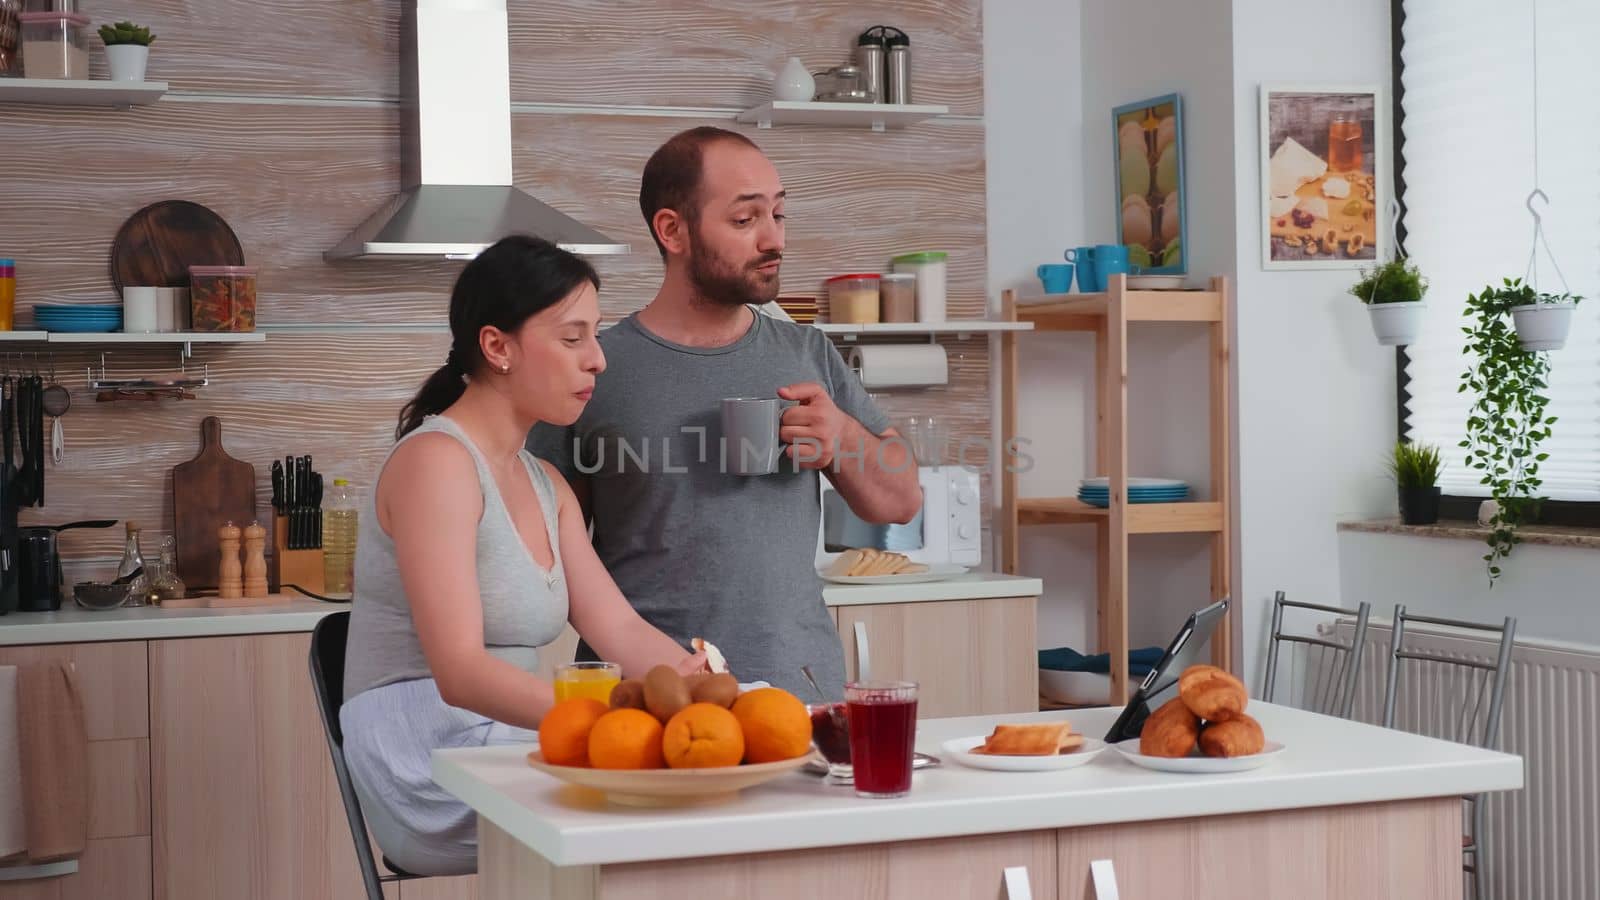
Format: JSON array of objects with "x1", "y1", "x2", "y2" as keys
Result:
[
  {"x1": 609, "y1": 679, "x2": 647, "y2": 711},
  {"x1": 689, "y1": 672, "x2": 739, "y2": 709},
  {"x1": 643, "y1": 665, "x2": 692, "y2": 723},
  {"x1": 683, "y1": 672, "x2": 713, "y2": 693}
]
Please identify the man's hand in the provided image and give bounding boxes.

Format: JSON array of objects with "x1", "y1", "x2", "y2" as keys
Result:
[{"x1": 778, "y1": 381, "x2": 852, "y2": 470}]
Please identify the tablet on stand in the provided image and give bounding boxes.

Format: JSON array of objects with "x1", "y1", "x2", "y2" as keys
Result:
[{"x1": 1103, "y1": 599, "x2": 1231, "y2": 744}]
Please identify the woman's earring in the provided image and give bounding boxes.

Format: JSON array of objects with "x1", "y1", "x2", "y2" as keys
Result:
[{"x1": 500, "y1": 364, "x2": 511, "y2": 374}]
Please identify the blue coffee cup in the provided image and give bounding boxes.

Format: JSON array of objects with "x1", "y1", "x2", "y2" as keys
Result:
[
  {"x1": 1094, "y1": 244, "x2": 1130, "y2": 290},
  {"x1": 1064, "y1": 246, "x2": 1097, "y2": 293},
  {"x1": 1036, "y1": 263, "x2": 1074, "y2": 295}
]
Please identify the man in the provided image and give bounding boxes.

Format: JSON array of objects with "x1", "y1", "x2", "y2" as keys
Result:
[{"x1": 528, "y1": 126, "x2": 922, "y2": 697}]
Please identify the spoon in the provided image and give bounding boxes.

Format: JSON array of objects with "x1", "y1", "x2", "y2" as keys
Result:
[
  {"x1": 799, "y1": 665, "x2": 827, "y2": 701},
  {"x1": 799, "y1": 665, "x2": 848, "y2": 727},
  {"x1": 42, "y1": 382, "x2": 69, "y2": 465}
]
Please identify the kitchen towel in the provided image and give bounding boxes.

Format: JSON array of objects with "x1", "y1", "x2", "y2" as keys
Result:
[
  {"x1": 1038, "y1": 646, "x2": 1165, "y2": 677},
  {"x1": 847, "y1": 344, "x2": 948, "y2": 389},
  {"x1": 17, "y1": 661, "x2": 88, "y2": 863},
  {"x1": 0, "y1": 666, "x2": 23, "y2": 862}
]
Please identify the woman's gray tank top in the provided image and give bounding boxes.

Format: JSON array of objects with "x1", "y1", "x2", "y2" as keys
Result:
[{"x1": 343, "y1": 415, "x2": 569, "y2": 701}]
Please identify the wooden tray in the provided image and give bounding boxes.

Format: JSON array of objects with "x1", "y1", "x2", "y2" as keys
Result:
[{"x1": 159, "y1": 593, "x2": 297, "y2": 609}]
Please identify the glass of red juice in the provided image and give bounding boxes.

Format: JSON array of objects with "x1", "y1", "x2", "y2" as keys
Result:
[{"x1": 844, "y1": 680, "x2": 919, "y2": 798}]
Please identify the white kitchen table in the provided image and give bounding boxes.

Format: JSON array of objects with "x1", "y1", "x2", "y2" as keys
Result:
[{"x1": 433, "y1": 702, "x2": 1522, "y2": 900}]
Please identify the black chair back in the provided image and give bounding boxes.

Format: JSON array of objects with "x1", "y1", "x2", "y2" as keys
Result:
[{"x1": 309, "y1": 611, "x2": 420, "y2": 898}]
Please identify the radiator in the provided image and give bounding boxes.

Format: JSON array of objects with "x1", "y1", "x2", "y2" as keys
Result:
[{"x1": 1293, "y1": 618, "x2": 1600, "y2": 900}]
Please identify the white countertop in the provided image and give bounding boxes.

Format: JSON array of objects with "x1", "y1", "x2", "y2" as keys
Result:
[
  {"x1": 431, "y1": 703, "x2": 1523, "y2": 867},
  {"x1": 0, "y1": 572, "x2": 1042, "y2": 645},
  {"x1": 821, "y1": 572, "x2": 1041, "y2": 606}
]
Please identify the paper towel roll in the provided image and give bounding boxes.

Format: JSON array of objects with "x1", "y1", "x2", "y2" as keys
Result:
[{"x1": 848, "y1": 344, "x2": 948, "y2": 388}]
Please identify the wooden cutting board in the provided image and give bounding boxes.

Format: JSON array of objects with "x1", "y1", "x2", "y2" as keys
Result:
[
  {"x1": 109, "y1": 200, "x2": 246, "y2": 292},
  {"x1": 171, "y1": 416, "x2": 256, "y2": 590}
]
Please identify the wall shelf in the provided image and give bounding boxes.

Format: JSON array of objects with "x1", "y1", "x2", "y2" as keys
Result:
[
  {"x1": 0, "y1": 78, "x2": 169, "y2": 107},
  {"x1": 815, "y1": 320, "x2": 1033, "y2": 340},
  {"x1": 999, "y1": 274, "x2": 1235, "y2": 704},
  {"x1": 1, "y1": 330, "x2": 265, "y2": 359},
  {"x1": 736, "y1": 100, "x2": 949, "y2": 132}
]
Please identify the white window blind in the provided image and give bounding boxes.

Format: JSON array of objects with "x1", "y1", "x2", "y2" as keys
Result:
[{"x1": 1399, "y1": 0, "x2": 1600, "y2": 500}]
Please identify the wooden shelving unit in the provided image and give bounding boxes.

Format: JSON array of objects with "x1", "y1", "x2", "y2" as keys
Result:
[{"x1": 999, "y1": 274, "x2": 1235, "y2": 703}]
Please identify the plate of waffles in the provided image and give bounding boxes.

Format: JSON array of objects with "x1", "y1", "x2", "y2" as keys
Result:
[
  {"x1": 943, "y1": 721, "x2": 1106, "y2": 772},
  {"x1": 818, "y1": 549, "x2": 969, "y2": 585}
]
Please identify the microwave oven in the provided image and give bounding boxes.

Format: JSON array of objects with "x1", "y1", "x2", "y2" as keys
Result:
[{"x1": 815, "y1": 465, "x2": 982, "y2": 569}]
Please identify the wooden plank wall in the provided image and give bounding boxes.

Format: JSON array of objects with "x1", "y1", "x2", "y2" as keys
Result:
[{"x1": 0, "y1": 0, "x2": 989, "y2": 568}]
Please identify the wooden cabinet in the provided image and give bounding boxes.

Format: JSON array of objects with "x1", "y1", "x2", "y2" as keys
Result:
[
  {"x1": 0, "y1": 643, "x2": 151, "y2": 900},
  {"x1": 147, "y1": 633, "x2": 373, "y2": 900},
  {"x1": 836, "y1": 596, "x2": 1037, "y2": 718},
  {"x1": 1054, "y1": 798, "x2": 1458, "y2": 900}
]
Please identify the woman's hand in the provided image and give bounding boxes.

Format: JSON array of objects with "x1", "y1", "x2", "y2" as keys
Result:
[{"x1": 675, "y1": 651, "x2": 710, "y2": 677}]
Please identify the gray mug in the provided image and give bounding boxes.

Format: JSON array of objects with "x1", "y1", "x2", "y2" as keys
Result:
[{"x1": 721, "y1": 397, "x2": 798, "y2": 475}]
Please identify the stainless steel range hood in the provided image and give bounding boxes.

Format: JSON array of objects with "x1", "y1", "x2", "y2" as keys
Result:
[{"x1": 326, "y1": 0, "x2": 627, "y2": 260}]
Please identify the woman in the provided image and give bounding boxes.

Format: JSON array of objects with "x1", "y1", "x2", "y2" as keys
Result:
[{"x1": 340, "y1": 235, "x2": 706, "y2": 876}]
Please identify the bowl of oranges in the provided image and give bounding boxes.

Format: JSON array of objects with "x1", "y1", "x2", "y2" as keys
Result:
[{"x1": 530, "y1": 665, "x2": 818, "y2": 806}]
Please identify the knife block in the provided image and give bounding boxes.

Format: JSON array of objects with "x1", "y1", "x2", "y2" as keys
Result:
[{"x1": 271, "y1": 513, "x2": 325, "y2": 594}]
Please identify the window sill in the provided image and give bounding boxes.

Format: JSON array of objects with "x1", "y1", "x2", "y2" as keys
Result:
[{"x1": 1338, "y1": 518, "x2": 1600, "y2": 551}]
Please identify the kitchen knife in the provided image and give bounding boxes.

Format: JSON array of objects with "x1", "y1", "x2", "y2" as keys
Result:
[
  {"x1": 310, "y1": 471, "x2": 323, "y2": 548},
  {"x1": 270, "y1": 460, "x2": 284, "y2": 514},
  {"x1": 296, "y1": 456, "x2": 311, "y2": 550}
]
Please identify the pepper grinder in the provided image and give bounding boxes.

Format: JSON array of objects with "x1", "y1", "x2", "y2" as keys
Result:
[
  {"x1": 218, "y1": 522, "x2": 243, "y2": 599},
  {"x1": 242, "y1": 521, "x2": 267, "y2": 598}
]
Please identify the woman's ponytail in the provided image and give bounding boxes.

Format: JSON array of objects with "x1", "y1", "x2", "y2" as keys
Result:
[{"x1": 395, "y1": 357, "x2": 468, "y2": 439}]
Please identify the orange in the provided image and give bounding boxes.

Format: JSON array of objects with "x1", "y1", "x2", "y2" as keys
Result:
[
  {"x1": 662, "y1": 703, "x2": 745, "y2": 769},
  {"x1": 538, "y1": 698, "x2": 608, "y2": 767},
  {"x1": 730, "y1": 687, "x2": 813, "y2": 763},
  {"x1": 587, "y1": 708, "x2": 666, "y2": 770}
]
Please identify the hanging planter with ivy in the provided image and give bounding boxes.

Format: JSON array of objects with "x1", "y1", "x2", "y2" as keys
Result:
[{"x1": 1459, "y1": 278, "x2": 1557, "y2": 584}]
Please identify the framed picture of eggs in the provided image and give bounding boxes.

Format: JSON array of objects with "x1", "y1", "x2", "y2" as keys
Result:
[
  {"x1": 1259, "y1": 84, "x2": 1385, "y2": 270},
  {"x1": 1113, "y1": 93, "x2": 1188, "y2": 275}
]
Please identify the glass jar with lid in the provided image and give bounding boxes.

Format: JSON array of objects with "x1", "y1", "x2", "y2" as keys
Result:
[{"x1": 18, "y1": 10, "x2": 88, "y2": 79}]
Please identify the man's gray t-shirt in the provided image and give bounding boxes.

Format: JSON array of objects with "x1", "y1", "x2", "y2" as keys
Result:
[{"x1": 527, "y1": 308, "x2": 891, "y2": 699}]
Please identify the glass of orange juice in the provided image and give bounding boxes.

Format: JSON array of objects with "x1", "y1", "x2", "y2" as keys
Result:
[{"x1": 553, "y1": 661, "x2": 622, "y2": 703}]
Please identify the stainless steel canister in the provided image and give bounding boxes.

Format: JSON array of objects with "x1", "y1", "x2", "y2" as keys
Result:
[
  {"x1": 885, "y1": 27, "x2": 911, "y2": 104},
  {"x1": 854, "y1": 26, "x2": 887, "y2": 103}
]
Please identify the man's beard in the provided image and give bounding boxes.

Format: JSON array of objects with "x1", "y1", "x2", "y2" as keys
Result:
[{"x1": 687, "y1": 231, "x2": 781, "y2": 307}]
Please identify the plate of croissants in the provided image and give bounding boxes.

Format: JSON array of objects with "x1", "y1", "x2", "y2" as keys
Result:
[
  {"x1": 943, "y1": 721, "x2": 1107, "y2": 772},
  {"x1": 819, "y1": 549, "x2": 968, "y2": 585},
  {"x1": 1111, "y1": 664, "x2": 1284, "y2": 774}
]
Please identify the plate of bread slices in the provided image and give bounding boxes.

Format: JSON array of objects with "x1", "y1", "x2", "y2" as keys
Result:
[
  {"x1": 943, "y1": 721, "x2": 1107, "y2": 772},
  {"x1": 1111, "y1": 664, "x2": 1284, "y2": 774},
  {"x1": 819, "y1": 549, "x2": 968, "y2": 585}
]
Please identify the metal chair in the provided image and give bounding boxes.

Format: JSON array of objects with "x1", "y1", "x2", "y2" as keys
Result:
[
  {"x1": 1260, "y1": 590, "x2": 1372, "y2": 718},
  {"x1": 1381, "y1": 605, "x2": 1516, "y2": 900},
  {"x1": 309, "y1": 611, "x2": 424, "y2": 900}
]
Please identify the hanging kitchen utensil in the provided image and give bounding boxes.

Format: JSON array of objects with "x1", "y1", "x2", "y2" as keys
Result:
[
  {"x1": 42, "y1": 373, "x2": 69, "y2": 466},
  {"x1": 109, "y1": 200, "x2": 246, "y2": 293},
  {"x1": 13, "y1": 373, "x2": 38, "y2": 507},
  {"x1": 29, "y1": 374, "x2": 43, "y2": 505},
  {"x1": 171, "y1": 416, "x2": 255, "y2": 590}
]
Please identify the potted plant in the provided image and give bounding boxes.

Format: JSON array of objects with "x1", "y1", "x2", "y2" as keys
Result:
[
  {"x1": 1460, "y1": 278, "x2": 1559, "y2": 583},
  {"x1": 98, "y1": 20, "x2": 155, "y2": 83},
  {"x1": 1387, "y1": 441, "x2": 1442, "y2": 525},
  {"x1": 1349, "y1": 257, "x2": 1428, "y2": 346},
  {"x1": 1499, "y1": 278, "x2": 1584, "y2": 351}
]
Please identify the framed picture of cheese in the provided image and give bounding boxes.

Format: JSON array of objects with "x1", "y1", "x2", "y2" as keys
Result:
[
  {"x1": 1260, "y1": 84, "x2": 1385, "y2": 270},
  {"x1": 1113, "y1": 93, "x2": 1187, "y2": 275}
]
